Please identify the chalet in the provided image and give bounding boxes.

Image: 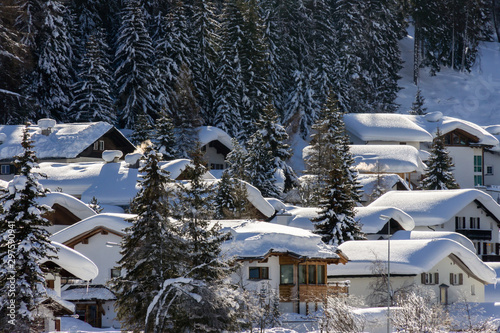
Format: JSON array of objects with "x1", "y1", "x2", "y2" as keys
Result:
[
  {"x1": 50, "y1": 213, "x2": 134, "y2": 328},
  {"x1": 38, "y1": 241, "x2": 98, "y2": 332},
  {"x1": 357, "y1": 173, "x2": 410, "y2": 204},
  {"x1": 0, "y1": 119, "x2": 136, "y2": 181},
  {"x1": 221, "y1": 221, "x2": 349, "y2": 315},
  {"x1": 196, "y1": 126, "x2": 233, "y2": 174},
  {"x1": 328, "y1": 239, "x2": 496, "y2": 306},
  {"x1": 371, "y1": 189, "x2": 500, "y2": 261}
]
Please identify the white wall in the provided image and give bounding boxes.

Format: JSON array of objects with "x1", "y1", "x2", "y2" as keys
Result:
[
  {"x1": 101, "y1": 300, "x2": 120, "y2": 329},
  {"x1": 73, "y1": 232, "x2": 123, "y2": 285},
  {"x1": 484, "y1": 151, "x2": 500, "y2": 186},
  {"x1": 447, "y1": 146, "x2": 483, "y2": 189},
  {"x1": 231, "y1": 257, "x2": 281, "y2": 292}
]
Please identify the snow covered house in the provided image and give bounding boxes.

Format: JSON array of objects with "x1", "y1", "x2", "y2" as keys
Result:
[
  {"x1": 221, "y1": 221, "x2": 349, "y2": 315},
  {"x1": 371, "y1": 189, "x2": 500, "y2": 261},
  {"x1": 357, "y1": 173, "x2": 410, "y2": 204},
  {"x1": 196, "y1": 126, "x2": 233, "y2": 174},
  {"x1": 0, "y1": 119, "x2": 136, "y2": 181},
  {"x1": 328, "y1": 239, "x2": 496, "y2": 306},
  {"x1": 50, "y1": 213, "x2": 134, "y2": 328},
  {"x1": 38, "y1": 241, "x2": 98, "y2": 332}
]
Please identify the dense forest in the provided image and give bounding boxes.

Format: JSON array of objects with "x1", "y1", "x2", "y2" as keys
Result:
[{"x1": 0, "y1": 0, "x2": 495, "y2": 139}]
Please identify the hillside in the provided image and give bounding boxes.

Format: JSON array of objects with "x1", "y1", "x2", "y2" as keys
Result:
[{"x1": 397, "y1": 27, "x2": 500, "y2": 126}]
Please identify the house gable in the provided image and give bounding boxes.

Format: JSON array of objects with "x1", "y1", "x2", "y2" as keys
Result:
[{"x1": 78, "y1": 127, "x2": 136, "y2": 160}]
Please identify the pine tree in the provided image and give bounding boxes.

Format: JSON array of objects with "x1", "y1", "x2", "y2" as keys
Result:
[
  {"x1": 69, "y1": 30, "x2": 115, "y2": 123},
  {"x1": 0, "y1": 124, "x2": 57, "y2": 331},
  {"x1": 226, "y1": 138, "x2": 248, "y2": 182},
  {"x1": 130, "y1": 114, "x2": 153, "y2": 145},
  {"x1": 114, "y1": 0, "x2": 160, "y2": 128},
  {"x1": 110, "y1": 144, "x2": 182, "y2": 332},
  {"x1": 27, "y1": 0, "x2": 73, "y2": 121},
  {"x1": 310, "y1": 93, "x2": 364, "y2": 245},
  {"x1": 154, "y1": 113, "x2": 176, "y2": 160},
  {"x1": 214, "y1": 170, "x2": 248, "y2": 219},
  {"x1": 421, "y1": 128, "x2": 459, "y2": 190},
  {"x1": 409, "y1": 88, "x2": 428, "y2": 115}
]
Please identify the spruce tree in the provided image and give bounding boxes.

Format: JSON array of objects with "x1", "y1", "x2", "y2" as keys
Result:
[
  {"x1": 226, "y1": 138, "x2": 248, "y2": 182},
  {"x1": 130, "y1": 114, "x2": 153, "y2": 146},
  {"x1": 69, "y1": 30, "x2": 115, "y2": 123},
  {"x1": 421, "y1": 128, "x2": 460, "y2": 190},
  {"x1": 214, "y1": 170, "x2": 248, "y2": 219},
  {"x1": 310, "y1": 94, "x2": 364, "y2": 245},
  {"x1": 409, "y1": 88, "x2": 428, "y2": 115},
  {"x1": 0, "y1": 124, "x2": 57, "y2": 331},
  {"x1": 110, "y1": 144, "x2": 182, "y2": 332},
  {"x1": 154, "y1": 113, "x2": 176, "y2": 160},
  {"x1": 114, "y1": 0, "x2": 160, "y2": 128}
]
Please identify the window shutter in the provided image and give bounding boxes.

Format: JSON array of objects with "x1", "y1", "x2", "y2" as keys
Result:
[
  {"x1": 459, "y1": 273, "x2": 463, "y2": 285},
  {"x1": 434, "y1": 273, "x2": 439, "y2": 284},
  {"x1": 421, "y1": 273, "x2": 426, "y2": 284},
  {"x1": 450, "y1": 273, "x2": 454, "y2": 285},
  {"x1": 478, "y1": 218, "x2": 480, "y2": 229}
]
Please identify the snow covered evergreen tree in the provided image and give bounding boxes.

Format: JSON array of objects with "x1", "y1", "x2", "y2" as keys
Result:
[
  {"x1": 114, "y1": 0, "x2": 160, "y2": 128},
  {"x1": 27, "y1": 0, "x2": 73, "y2": 121},
  {"x1": 130, "y1": 114, "x2": 153, "y2": 145},
  {"x1": 226, "y1": 138, "x2": 248, "y2": 181},
  {"x1": 409, "y1": 88, "x2": 428, "y2": 115},
  {"x1": 110, "y1": 144, "x2": 181, "y2": 332},
  {"x1": 214, "y1": 170, "x2": 248, "y2": 219},
  {"x1": 311, "y1": 93, "x2": 364, "y2": 245},
  {"x1": 421, "y1": 128, "x2": 459, "y2": 190},
  {"x1": 69, "y1": 30, "x2": 115, "y2": 123},
  {"x1": 153, "y1": 113, "x2": 176, "y2": 160},
  {"x1": 0, "y1": 124, "x2": 56, "y2": 331}
]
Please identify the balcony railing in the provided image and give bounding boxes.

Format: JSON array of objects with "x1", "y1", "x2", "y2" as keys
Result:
[{"x1": 456, "y1": 229, "x2": 492, "y2": 240}]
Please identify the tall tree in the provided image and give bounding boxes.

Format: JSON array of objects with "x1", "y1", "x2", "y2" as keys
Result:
[
  {"x1": 69, "y1": 30, "x2": 115, "y2": 123},
  {"x1": 111, "y1": 144, "x2": 181, "y2": 332},
  {"x1": 311, "y1": 93, "x2": 364, "y2": 245},
  {"x1": 26, "y1": 0, "x2": 73, "y2": 121},
  {"x1": 409, "y1": 88, "x2": 427, "y2": 115},
  {"x1": 130, "y1": 114, "x2": 153, "y2": 145},
  {"x1": 114, "y1": 0, "x2": 160, "y2": 128},
  {"x1": 154, "y1": 113, "x2": 177, "y2": 160},
  {"x1": 0, "y1": 125, "x2": 56, "y2": 331},
  {"x1": 421, "y1": 128, "x2": 459, "y2": 190}
]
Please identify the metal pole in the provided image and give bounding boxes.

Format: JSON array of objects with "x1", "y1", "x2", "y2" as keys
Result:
[{"x1": 387, "y1": 228, "x2": 390, "y2": 333}]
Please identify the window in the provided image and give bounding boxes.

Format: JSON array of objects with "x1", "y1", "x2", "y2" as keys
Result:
[
  {"x1": 471, "y1": 284, "x2": 476, "y2": 296},
  {"x1": 317, "y1": 265, "x2": 325, "y2": 284},
  {"x1": 308, "y1": 265, "x2": 316, "y2": 284},
  {"x1": 474, "y1": 175, "x2": 483, "y2": 186},
  {"x1": 280, "y1": 265, "x2": 294, "y2": 284},
  {"x1": 93, "y1": 140, "x2": 105, "y2": 151},
  {"x1": 421, "y1": 272, "x2": 439, "y2": 285},
  {"x1": 474, "y1": 155, "x2": 482, "y2": 172},
  {"x1": 210, "y1": 163, "x2": 224, "y2": 170},
  {"x1": 470, "y1": 217, "x2": 480, "y2": 229},
  {"x1": 450, "y1": 273, "x2": 463, "y2": 285},
  {"x1": 249, "y1": 267, "x2": 269, "y2": 280},
  {"x1": 111, "y1": 268, "x2": 121, "y2": 279},
  {"x1": 298, "y1": 264, "x2": 327, "y2": 285},
  {"x1": 455, "y1": 216, "x2": 466, "y2": 229},
  {"x1": 298, "y1": 265, "x2": 307, "y2": 284},
  {"x1": 0, "y1": 165, "x2": 10, "y2": 175},
  {"x1": 487, "y1": 166, "x2": 494, "y2": 175}
]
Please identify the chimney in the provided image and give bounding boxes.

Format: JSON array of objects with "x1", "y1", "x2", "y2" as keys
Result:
[
  {"x1": 38, "y1": 118, "x2": 57, "y2": 136},
  {"x1": 102, "y1": 150, "x2": 123, "y2": 163},
  {"x1": 125, "y1": 153, "x2": 143, "y2": 168}
]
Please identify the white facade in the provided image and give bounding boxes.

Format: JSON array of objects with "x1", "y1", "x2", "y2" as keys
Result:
[{"x1": 446, "y1": 146, "x2": 484, "y2": 188}]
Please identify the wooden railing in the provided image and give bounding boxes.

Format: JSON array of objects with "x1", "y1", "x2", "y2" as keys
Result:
[{"x1": 279, "y1": 281, "x2": 349, "y2": 303}]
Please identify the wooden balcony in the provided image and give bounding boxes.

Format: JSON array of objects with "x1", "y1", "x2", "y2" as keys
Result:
[
  {"x1": 280, "y1": 282, "x2": 349, "y2": 303},
  {"x1": 456, "y1": 229, "x2": 492, "y2": 240}
]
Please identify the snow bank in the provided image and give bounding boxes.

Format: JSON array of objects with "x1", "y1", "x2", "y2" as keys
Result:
[
  {"x1": 40, "y1": 242, "x2": 98, "y2": 281},
  {"x1": 350, "y1": 145, "x2": 426, "y2": 173},
  {"x1": 221, "y1": 221, "x2": 340, "y2": 260},
  {"x1": 370, "y1": 189, "x2": 500, "y2": 227},
  {"x1": 329, "y1": 239, "x2": 496, "y2": 284},
  {"x1": 344, "y1": 113, "x2": 433, "y2": 142},
  {"x1": 355, "y1": 206, "x2": 414, "y2": 233},
  {"x1": 391, "y1": 230, "x2": 475, "y2": 252},
  {"x1": 37, "y1": 192, "x2": 97, "y2": 220}
]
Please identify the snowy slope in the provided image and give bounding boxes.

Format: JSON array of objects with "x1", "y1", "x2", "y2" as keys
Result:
[{"x1": 397, "y1": 27, "x2": 500, "y2": 126}]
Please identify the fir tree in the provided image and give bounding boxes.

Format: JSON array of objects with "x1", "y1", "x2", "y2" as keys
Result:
[
  {"x1": 130, "y1": 114, "x2": 153, "y2": 145},
  {"x1": 27, "y1": 0, "x2": 73, "y2": 121},
  {"x1": 154, "y1": 113, "x2": 176, "y2": 160},
  {"x1": 69, "y1": 30, "x2": 115, "y2": 123},
  {"x1": 214, "y1": 170, "x2": 248, "y2": 219},
  {"x1": 88, "y1": 196, "x2": 103, "y2": 213},
  {"x1": 110, "y1": 144, "x2": 182, "y2": 332},
  {"x1": 114, "y1": 0, "x2": 160, "y2": 128},
  {"x1": 226, "y1": 138, "x2": 248, "y2": 182},
  {"x1": 409, "y1": 88, "x2": 428, "y2": 115},
  {"x1": 421, "y1": 128, "x2": 460, "y2": 190},
  {"x1": 0, "y1": 124, "x2": 57, "y2": 331},
  {"x1": 310, "y1": 94, "x2": 364, "y2": 245}
]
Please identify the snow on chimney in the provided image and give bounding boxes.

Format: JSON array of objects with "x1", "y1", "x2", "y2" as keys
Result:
[
  {"x1": 37, "y1": 118, "x2": 57, "y2": 136},
  {"x1": 125, "y1": 153, "x2": 143, "y2": 168},
  {"x1": 102, "y1": 150, "x2": 123, "y2": 163}
]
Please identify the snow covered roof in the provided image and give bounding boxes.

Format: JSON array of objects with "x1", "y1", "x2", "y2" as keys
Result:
[
  {"x1": 328, "y1": 239, "x2": 496, "y2": 284},
  {"x1": 62, "y1": 285, "x2": 116, "y2": 301},
  {"x1": 357, "y1": 173, "x2": 410, "y2": 202},
  {"x1": 355, "y1": 206, "x2": 414, "y2": 234},
  {"x1": 37, "y1": 162, "x2": 104, "y2": 196},
  {"x1": 0, "y1": 121, "x2": 118, "y2": 160},
  {"x1": 344, "y1": 113, "x2": 433, "y2": 142},
  {"x1": 220, "y1": 221, "x2": 342, "y2": 260},
  {"x1": 391, "y1": 230, "x2": 475, "y2": 253},
  {"x1": 40, "y1": 242, "x2": 99, "y2": 281},
  {"x1": 350, "y1": 145, "x2": 427, "y2": 173},
  {"x1": 197, "y1": 126, "x2": 233, "y2": 150},
  {"x1": 370, "y1": 189, "x2": 500, "y2": 227},
  {"x1": 50, "y1": 213, "x2": 134, "y2": 244},
  {"x1": 409, "y1": 112, "x2": 499, "y2": 147},
  {"x1": 38, "y1": 192, "x2": 96, "y2": 220}
]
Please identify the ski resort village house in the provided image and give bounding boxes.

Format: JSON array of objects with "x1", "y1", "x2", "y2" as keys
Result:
[
  {"x1": 38, "y1": 241, "x2": 98, "y2": 332},
  {"x1": 0, "y1": 119, "x2": 136, "y2": 181},
  {"x1": 196, "y1": 126, "x2": 233, "y2": 174},
  {"x1": 371, "y1": 189, "x2": 500, "y2": 261},
  {"x1": 328, "y1": 239, "x2": 496, "y2": 306},
  {"x1": 221, "y1": 221, "x2": 349, "y2": 315}
]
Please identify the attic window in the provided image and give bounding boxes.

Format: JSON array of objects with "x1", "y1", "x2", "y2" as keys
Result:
[{"x1": 93, "y1": 140, "x2": 105, "y2": 151}]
